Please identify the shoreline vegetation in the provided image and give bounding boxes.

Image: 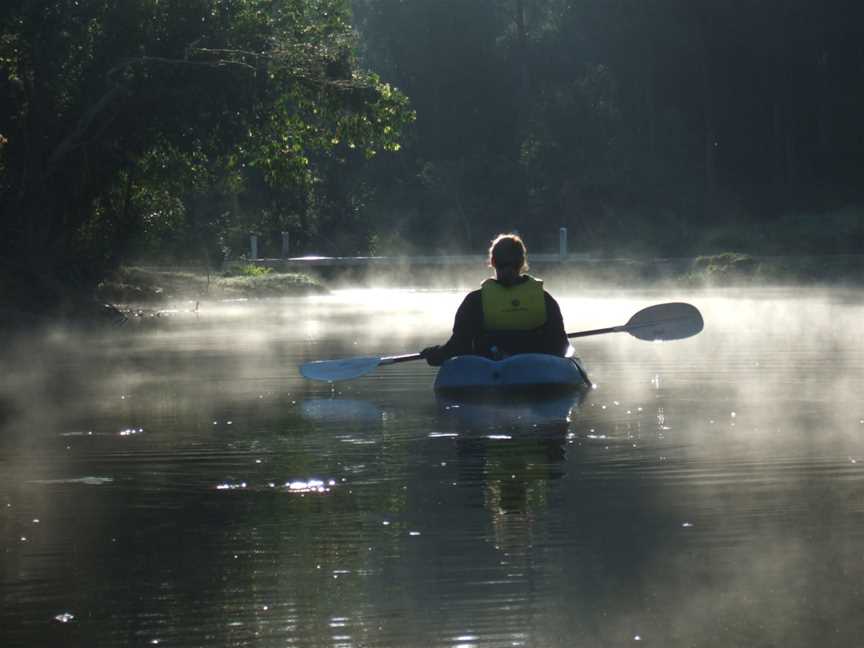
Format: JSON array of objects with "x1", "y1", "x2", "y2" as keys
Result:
[
  {"x1": 96, "y1": 265, "x2": 328, "y2": 305},
  {"x1": 104, "y1": 252, "x2": 864, "y2": 302},
  {"x1": 268, "y1": 252, "x2": 864, "y2": 288},
  {"x1": 2, "y1": 253, "x2": 861, "y2": 331}
]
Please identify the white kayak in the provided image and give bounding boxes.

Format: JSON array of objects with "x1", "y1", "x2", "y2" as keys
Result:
[{"x1": 433, "y1": 353, "x2": 591, "y2": 395}]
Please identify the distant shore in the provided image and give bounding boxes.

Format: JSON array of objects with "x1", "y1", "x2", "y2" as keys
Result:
[
  {"x1": 251, "y1": 252, "x2": 864, "y2": 289},
  {"x1": 2, "y1": 253, "x2": 860, "y2": 332},
  {"x1": 104, "y1": 254, "x2": 864, "y2": 300},
  {"x1": 96, "y1": 265, "x2": 328, "y2": 305}
]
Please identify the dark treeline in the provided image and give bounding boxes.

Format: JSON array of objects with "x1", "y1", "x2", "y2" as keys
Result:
[
  {"x1": 0, "y1": 0, "x2": 412, "y2": 311},
  {"x1": 2, "y1": 1, "x2": 864, "y2": 312},
  {"x1": 352, "y1": 0, "x2": 864, "y2": 256}
]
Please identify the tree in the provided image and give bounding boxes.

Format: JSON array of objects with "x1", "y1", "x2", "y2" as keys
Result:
[{"x1": 0, "y1": 0, "x2": 413, "y2": 309}]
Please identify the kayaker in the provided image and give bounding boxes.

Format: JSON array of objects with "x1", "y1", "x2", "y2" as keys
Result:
[{"x1": 420, "y1": 233, "x2": 569, "y2": 366}]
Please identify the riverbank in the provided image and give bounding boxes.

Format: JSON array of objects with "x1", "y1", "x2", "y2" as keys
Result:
[
  {"x1": 84, "y1": 254, "x2": 864, "y2": 306},
  {"x1": 96, "y1": 265, "x2": 328, "y2": 304},
  {"x1": 2, "y1": 254, "x2": 859, "y2": 332},
  {"x1": 682, "y1": 253, "x2": 864, "y2": 286},
  {"x1": 263, "y1": 252, "x2": 864, "y2": 289}
]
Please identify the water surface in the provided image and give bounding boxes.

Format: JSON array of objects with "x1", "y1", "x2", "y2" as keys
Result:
[{"x1": 2, "y1": 287, "x2": 864, "y2": 647}]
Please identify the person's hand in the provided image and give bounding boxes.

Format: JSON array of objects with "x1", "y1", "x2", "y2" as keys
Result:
[{"x1": 420, "y1": 345, "x2": 444, "y2": 366}]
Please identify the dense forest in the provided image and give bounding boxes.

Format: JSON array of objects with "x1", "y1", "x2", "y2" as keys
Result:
[
  {"x1": 351, "y1": 0, "x2": 864, "y2": 257},
  {"x1": 0, "y1": 0, "x2": 412, "y2": 309},
  {"x1": 2, "y1": 1, "x2": 864, "y2": 309}
]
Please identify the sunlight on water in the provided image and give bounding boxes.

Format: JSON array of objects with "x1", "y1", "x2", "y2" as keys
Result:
[{"x1": 1, "y1": 286, "x2": 864, "y2": 647}]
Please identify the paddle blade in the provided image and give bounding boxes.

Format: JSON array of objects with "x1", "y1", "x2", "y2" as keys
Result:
[
  {"x1": 300, "y1": 356, "x2": 382, "y2": 382},
  {"x1": 624, "y1": 302, "x2": 703, "y2": 341}
]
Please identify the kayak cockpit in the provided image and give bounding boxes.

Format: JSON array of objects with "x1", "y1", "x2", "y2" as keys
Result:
[{"x1": 433, "y1": 353, "x2": 591, "y2": 397}]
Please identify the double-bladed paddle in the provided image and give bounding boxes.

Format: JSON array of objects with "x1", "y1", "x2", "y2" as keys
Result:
[{"x1": 299, "y1": 301, "x2": 703, "y2": 382}]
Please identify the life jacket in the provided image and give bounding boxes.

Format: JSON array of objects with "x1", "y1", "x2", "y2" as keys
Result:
[{"x1": 480, "y1": 275, "x2": 547, "y2": 331}]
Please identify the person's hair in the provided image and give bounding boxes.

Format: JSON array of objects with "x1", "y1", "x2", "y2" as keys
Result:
[{"x1": 488, "y1": 233, "x2": 528, "y2": 273}]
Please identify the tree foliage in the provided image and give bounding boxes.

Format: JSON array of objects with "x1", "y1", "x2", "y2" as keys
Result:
[
  {"x1": 353, "y1": 0, "x2": 864, "y2": 256},
  {"x1": 0, "y1": 0, "x2": 413, "y2": 305}
]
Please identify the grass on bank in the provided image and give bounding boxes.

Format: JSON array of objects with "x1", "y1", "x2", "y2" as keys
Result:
[
  {"x1": 97, "y1": 265, "x2": 327, "y2": 304},
  {"x1": 684, "y1": 252, "x2": 864, "y2": 285}
]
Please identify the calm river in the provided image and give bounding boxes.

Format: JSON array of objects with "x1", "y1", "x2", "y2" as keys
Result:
[{"x1": 2, "y1": 287, "x2": 864, "y2": 647}]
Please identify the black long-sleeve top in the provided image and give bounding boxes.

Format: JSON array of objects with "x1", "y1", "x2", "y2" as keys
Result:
[{"x1": 426, "y1": 285, "x2": 569, "y2": 366}]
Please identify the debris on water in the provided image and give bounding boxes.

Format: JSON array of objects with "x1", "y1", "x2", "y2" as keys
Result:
[
  {"x1": 28, "y1": 477, "x2": 113, "y2": 486},
  {"x1": 216, "y1": 482, "x2": 247, "y2": 490},
  {"x1": 53, "y1": 612, "x2": 75, "y2": 623},
  {"x1": 286, "y1": 479, "x2": 330, "y2": 493}
]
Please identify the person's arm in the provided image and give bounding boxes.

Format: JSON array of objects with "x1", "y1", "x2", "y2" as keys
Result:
[
  {"x1": 421, "y1": 291, "x2": 482, "y2": 366},
  {"x1": 539, "y1": 292, "x2": 569, "y2": 356}
]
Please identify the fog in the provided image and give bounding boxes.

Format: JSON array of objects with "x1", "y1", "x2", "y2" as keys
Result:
[{"x1": 2, "y1": 284, "x2": 864, "y2": 646}]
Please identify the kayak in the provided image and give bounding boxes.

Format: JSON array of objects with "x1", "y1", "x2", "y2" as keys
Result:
[{"x1": 433, "y1": 353, "x2": 591, "y2": 396}]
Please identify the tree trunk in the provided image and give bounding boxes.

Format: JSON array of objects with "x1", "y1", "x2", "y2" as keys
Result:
[
  {"x1": 514, "y1": 0, "x2": 530, "y2": 121},
  {"x1": 700, "y1": 36, "x2": 717, "y2": 206},
  {"x1": 816, "y1": 50, "x2": 831, "y2": 151},
  {"x1": 646, "y1": 56, "x2": 657, "y2": 158},
  {"x1": 772, "y1": 101, "x2": 785, "y2": 186}
]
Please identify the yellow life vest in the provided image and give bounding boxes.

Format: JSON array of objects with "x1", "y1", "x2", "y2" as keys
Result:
[{"x1": 480, "y1": 275, "x2": 547, "y2": 331}]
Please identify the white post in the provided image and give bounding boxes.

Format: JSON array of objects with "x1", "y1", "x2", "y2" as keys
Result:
[
  {"x1": 559, "y1": 227, "x2": 568, "y2": 261},
  {"x1": 250, "y1": 234, "x2": 258, "y2": 260},
  {"x1": 281, "y1": 231, "x2": 290, "y2": 258}
]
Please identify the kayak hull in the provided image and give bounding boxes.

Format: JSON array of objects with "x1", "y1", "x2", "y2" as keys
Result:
[{"x1": 433, "y1": 353, "x2": 590, "y2": 397}]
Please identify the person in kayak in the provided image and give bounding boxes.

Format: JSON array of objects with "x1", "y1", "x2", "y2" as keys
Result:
[{"x1": 420, "y1": 233, "x2": 568, "y2": 366}]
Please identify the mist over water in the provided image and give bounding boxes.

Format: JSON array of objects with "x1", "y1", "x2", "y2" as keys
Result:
[{"x1": 2, "y1": 286, "x2": 864, "y2": 647}]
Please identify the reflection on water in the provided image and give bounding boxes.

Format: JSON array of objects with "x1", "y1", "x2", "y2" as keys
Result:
[{"x1": 2, "y1": 287, "x2": 864, "y2": 647}]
